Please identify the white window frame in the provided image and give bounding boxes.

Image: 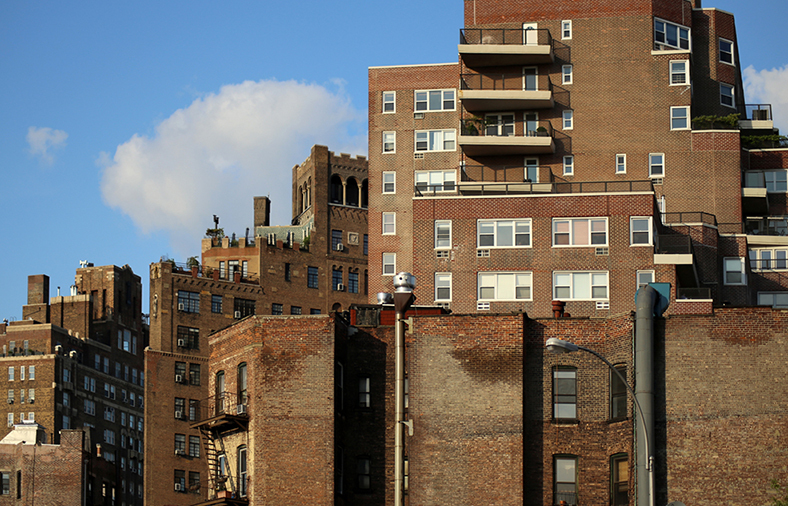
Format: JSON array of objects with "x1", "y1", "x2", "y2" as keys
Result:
[
  {"x1": 561, "y1": 20, "x2": 572, "y2": 40},
  {"x1": 382, "y1": 253, "x2": 396, "y2": 276},
  {"x1": 719, "y1": 38, "x2": 734, "y2": 66},
  {"x1": 765, "y1": 170, "x2": 788, "y2": 193},
  {"x1": 383, "y1": 131, "x2": 395, "y2": 153},
  {"x1": 749, "y1": 248, "x2": 788, "y2": 271},
  {"x1": 616, "y1": 154, "x2": 627, "y2": 174},
  {"x1": 382, "y1": 172, "x2": 396, "y2": 194},
  {"x1": 477, "y1": 219, "x2": 532, "y2": 249},
  {"x1": 477, "y1": 272, "x2": 533, "y2": 302},
  {"x1": 630, "y1": 217, "x2": 653, "y2": 246},
  {"x1": 654, "y1": 18, "x2": 690, "y2": 50},
  {"x1": 669, "y1": 60, "x2": 688, "y2": 85},
  {"x1": 552, "y1": 218, "x2": 608, "y2": 247},
  {"x1": 723, "y1": 257, "x2": 746, "y2": 285},
  {"x1": 415, "y1": 129, "x2": 456, "y2": 152},
  {"x1": 485, "y1": 113, "x2": 515, "y2": 136},
  {"x1": 562, "y1": 110, "x2": 573, "y2": 130},
  {"x1": 435, "y1": 273, "x2": 452, "y2": 302},
  {"x1": 382, "y1": 212, "x2": 396, "y2": 235},
  {"x1": 414, "y1": 89, "x2": 456, "y2": 112},
  {"x1": 649, "y1": 153, "x2": 665, "y2": 178},
  {"x1": 562, "y1": 65, "x2": 573, "y2": 85},
  {"x1": 720, "y1": 83, "x2": 735, "y2": 108},
  {"x1": 553, "y1": 271, "x2": 610, "y2": 301},
  {"x1": 636, "y1": 270, "x2": 655, "y2": 288},
  {"x1": 415, "y1": 170, "x2": 456, "y2": 193},
  {"x1": 435, "y1": 220, "x2": 452, "y2": 250},
  {"x1": 563, "y1": 155, "x2": 574, "y2": 176},
  {"x1": 382, "y1": 91, "x2": 396, "y2": 113},
  {"x1": 670, "y1": 106, "x2": 689, "y2": 130}
]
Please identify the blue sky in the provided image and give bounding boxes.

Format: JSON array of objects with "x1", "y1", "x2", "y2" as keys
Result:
[{"x1": 1, "y1": 0, "x2": 787, "y2": 321}]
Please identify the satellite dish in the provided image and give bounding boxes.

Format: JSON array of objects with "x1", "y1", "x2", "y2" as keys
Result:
[{"x1": 667, "y1": 501, "x2": 686, "y2": 506}]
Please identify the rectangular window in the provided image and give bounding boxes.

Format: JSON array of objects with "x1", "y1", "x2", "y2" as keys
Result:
[
  {"x1": 561, "y1": 20, "x2": 572, "y2": 40},
  {"x1": 670, "y1": 60, "x2": 688, "y2": 85},
  {"x1": 553, "y1": 368, "x2": 577, "y2": 419},
  {"x1": 332, "y1": 269, "x2": 343, "y2": 290},
  {"x1": 757, "y1": 292, "x2": 788, "y2": 307},
  {"x1": 189, "y1": 364, "x2": 201, "y2": 386},
  {"x1": 189, "y1": 399, "x2": 199, "y2": 422},
  {"x1": 177, "y1": 326, "x2": 199, "y2": 350},
  {"x1": 610, "y1": 365, "x2": 627, "y2": 420},
  {"x1": 435, "y1": 220, "x2": 452, "y2": 249},
  {"x1": 478, "y1": 272, "x2": 532, "y2": 301},
  {"x1": 357, "y1": 458, "x2": 371, "y2": 490},
  {"x1": 415, "y1": 170, "x2": 456, "y2": 193},
  {"x1": 383, "y1": 131, "x2": 395, "y2": 153},
  {"x1": 765, "y1": 170, "x2": 788, "y2": 193},
  {"x1": 272, "y1": 303, "x2": 283, "y2": 315},
  {"x1": 562, "y1": 65, "x2": 573, "y2": 85},
  {"x1": 435, "y1": 273, "x2": 452, "y2": 302},
  {"x1": 19, "y1": 367, "x2": 24, "y2": 381},
  {"x1": 28, "y1": 366, "x2": 34, "y2": 381},
  {"x1": 382, "y1": 91, "x2": 395, "y2": 113},
  {"x1": 382, "y1": 172, "x2": 395, "y2": 193},
  {"x1": 724, "y1": 257, "x2": 746, "y2": 285},
  {"x1": 211, "y1": 295, "x2": 222, "y2": 314},
  {"x1": 414, "y1": 89, "x2": 455, "y2": 112},
  {"x1": 654, "y1": 18, "x2": 690, "y2": 50},
  {"x1": 485, "y1": 113, "x2": 515, "y2": 136},
  {"x1": 553, "y1": 271, "x2": 609, "y2": 300},
  {"x1": 310, "y1": 308, "x2": 321, "y2": 314},
  {"x1": 555, "y1": 456, "x2": 578, "y2": 505},
  {"x1": 630, "y1": 217, "x2": 653, "y2": 245},
  {"x1": 284, "y1": 263, "x2": 291, "y2": 282},
  {"x1": 562, "y1": 110, "x2": 573, "y2": 130},
  {"x1": 363, "y1": 234, "x2": 368, "y2": 255},
  {"x1": 563, "y1": 155, "x2": 574, "y2": 176},
  {"x1": 611, "y1": 455, "x2": 629, "y2": 506},
  {"x1": 189, "y1": 436, "x2": 200, "y2": 457},
  {"x1": 616, "y1": 154, "x2": 626, "y2": 174},
  {"x1": 382, "y1": 253, "x2": 396, "y2": 276},
  {"x1": 290, "y1": 306, "x2": 302, "y2": 315},
  {"x1": 233, "y1": 298, "x2": 255, "y2": 318},
  {"x1": 750, "y1": 249, "x2": 788, "y2": 270},
  {"x1": 348, "y1": 272, "x2": 359, "y2": 294},
  {"x1": 720, "y1": 83, "x2": 734, "y2": 108},
  {"x1": 174, "y1": 398, "x2": 185, "y2": 418},
  {"x1": 358, "y1": 377, "x2": 371, "y2": 408},
  {"x1": 415, "y1": 129, "x2": 456, "y2": 152},
  {"x1": 478, "y1": 219, "x2": 531, "y2": 248},
  {"x1": 7, "y1": 368, "x2": 12, "y2": 381},
  {"x1": 174, "y1": 470, "x2": 186, "y2": 493},
  {"x1": 189, "y1": 471, "x2": 201, "y2": 494},
  {"x1": 649, "y1": 153, "x2": 664, "y2": 177},
  {"x1": 637, "y1": 270, "x2": 655, "y2": 288},
  {"x1": 382, "y1": 213, "x2": 396, "y2": 235},
  {"x1": 6, "y1": 390, "x2": 12, "y2": 404},
  {"x1": 552, "y1": 218, "x2": 607, "y2": 247},
  {"x1": 670, "y1": 106, "x2": 689, "y2": 130},
  {"x1": 332, "y1": 229, "x2": 343, "y2": 251},
  {"x1": 719, "y1": 38, "x2": 734, "y2": 65},
  {"x1": 1, "y1": 472, "x2": 8, "y2": 495},
  {"x1": 177, "y1": 291, "x2": 200, "y2": 313},
  {"x1": 308, "y1": 266, "x2": 319, "y2": 288}
]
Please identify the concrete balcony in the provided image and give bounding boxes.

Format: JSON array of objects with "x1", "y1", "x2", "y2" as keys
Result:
[
  {"x1": 459, "y1": 28, "x2": 553, "y2": 67},
  {"x1": 459, "y1": 73, "x2": 554, "y2": 112},
  {"x1": 740, "y1": 104, "x2": 774, "y2": 131},
  {"x1": 742, "y1": 170, "x2": 771, "y2": 215},
  {"x1": 459, "y1": 120, "x2": 555, "y2": 156}
]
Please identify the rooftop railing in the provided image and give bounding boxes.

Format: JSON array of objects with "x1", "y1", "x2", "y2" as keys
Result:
[
  {"x1": 744, "y1": 104, "x2": 773, "y2": 121},
  {"x1": 460, "y1": 28, "x2": 552, "y2": 46},
  {"x1": 719, "y1": 218, "x2": 788, "y2": 236},
  {"x1": 660, "y1": 212, "x2": 718, "y2": 226},
  {"x1": 414, "y1": 179, "x2": 653, "y2": 197}
]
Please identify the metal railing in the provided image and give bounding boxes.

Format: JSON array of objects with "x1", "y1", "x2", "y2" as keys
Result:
[
  {"x1": 750, "y1": 258, "x2": 788, "y2": 271},
  {"x1": 660, "y1": 212, "x2": 717, "y2": 226},
  {"x1": 414, "y1": 179, "x2": 653, "y2": 197},
  {"x1": 461, "y1": 164, "x2": 550, "y2": 182},
  {"x1": 745, "y1": 104, "x2": 773, "y2": 121},
  {"x1": 460, "y1": 72, "x2": 552, "y2": 92},
  {"x1": 718, "y1": 218, "x2": 788, "y2": 236},
  {"x1": 194, "y1": 392, "x2": 248, "y2": 423},
  {"x1": 677, "y1": 287, "x2": 712, "y2": 299},
  {"x1": 460, "y1": 119, "x2": 554, "y2": 137},
  {"x1": 460, "y1": 28, "x2": 553, "y2": 46},
  {"x1": 655, "y1": 235, "x2": 692, "y2": 255}
]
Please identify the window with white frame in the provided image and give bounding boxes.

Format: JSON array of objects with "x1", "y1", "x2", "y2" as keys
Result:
[
  {"x1": 562, "y1": 65, "x2": 573, "y2": 85},
  {"x1": 382, "y1": 253, "x2": 396, "y2": 276},
  {"x1": 720, "y1": 83, "x2": 734, "y2": 108},
  {"x1": 553, "y1": 218, "x2": 607, "y2": 246},
  {"x1": 382, "y1": 172, "x2": 395, "y2": 193},
  {"x1": 415, "y1": 170, "x2": 456, "y2": 192},
  {"x1": 749, "y1": 248, "x2": 788, "y2": 270},
  {"x1": 719, "y1": 38, "x2": 734, "y2": 65},
  {"x1": 637, "y1": 270, "x2": 655, "y2": 288},
  {"x1": 485, "y1": 113, "x2": 515, "y2": 136},
  {"x1": 765, "y1": 170, "x2": 788, "y2": 192},
  {"x1": 561, "y1": 20, "x2": 572, "y2": 40},
  {"x1": 630, "y1": 217, "x2": 653, "y2": 245},
  {"x1": 415, "y1": 129, "x2": 456, "y2": 152},
  {"x1": 616, "y1": 154, "x2": 626, "y2": 174},
  {"x1": 414, "y1": 89, "x2": 456, "y2": 112},
  {"x1": 670, "y1": 60, "x2": 688, "y2": 85},
  {"x1": 649, "y1": 153, "x2": 664, "y2": 177},
  {"x1": 671, "y1": 106, "x2": 689, "y2": 130},
  {"x1": 723, "y1": 257, "x2": 746, "y2": 285},
  {"x1": 477, "y1": 219, "x2": 531, "y2": 248},
  {"x1": 562, "y1": 110, "x2": 573, "y2": 130},
  {"x1": 382, "y1": 213, "x2": 395, "y2": 235},
  {"x1": 383, "y1": 131, "x2": 395, "y2": 153},
  {"x1": 477, "y1": 272, "x2": 533, "y2": 301},
  {"x1": 654, "y1": 18, "x2": 690, "y2": 50},
  {"x1": 563, "y1": 155, "x2": 574, "y2": 176},
  {"x1": 435, "y1": 220, "x2": 452, "y2": 249},
  {"x1": 757, "y1": 292, "x2": 788, "y2": 307},
  {"x1": 382, "y1": 91, "x2": 396, "y2": 113},
  {"x1": 435, "y1": 273, "x2": 452, "y2": 301},
  {"x1": 553, "y1": 271, "x2": 609, "y2": 300}
]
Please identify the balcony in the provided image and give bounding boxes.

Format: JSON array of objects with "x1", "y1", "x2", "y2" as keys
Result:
[
  {"x1": 460, "y1": 73, "x2": 553, "y2": 112},
  {"x1": 459, "y1": 120, "x2": 554, "y2": 156},
  {"x1": 740, "y1": 104, "x2": 774, "y2": 131},
  {"x1": 677, "y1": 287, "x2": 712, "y2": 300},
  {"x1": 414, "y1": 178, "x2": 654, "y2": 198},
  {"x1": 654, "y1": 234, "x2": 693, "y2": 265},
  {"x1": 742, "y1": 171, "x2": 771, "y2": 214},
  {"x1": 459, "y1": 28, "x2": 553, "y2": 67},
  {"x1": 190, "y1": 393, "x2": 249, "y2": 435}
]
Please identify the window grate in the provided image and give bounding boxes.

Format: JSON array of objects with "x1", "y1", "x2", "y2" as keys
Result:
[
  {"x1": 651, "y1": 178, "x2": 663, "y2": 185},
  {"x1": 436, "y1": 250, "x2": 449, "y2": 258},
  {"x1": 595, "y1": 247, "x2": 609, "y2": 256},
  {"x1": 477, "y1": 249, "x2": 490, "y2": 257},
  {"x1": 414, "y1": 113, "x2": 424, "y2": 119},
  {"x1": 414, "y1": 152, "x2": 424, "y2": 159},
  {"x1": 477, "y1": 302, "x2": 490, "y2": 311},
  {"x1": 596, "y1": 301, "x2": 610, "y2": 310}
]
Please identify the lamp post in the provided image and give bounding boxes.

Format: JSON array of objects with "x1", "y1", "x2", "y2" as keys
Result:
[
  {"x1": 545, "y1": 337, "x2": 654, "y2": 506},
  {"x1": 391, "y1": 273, "x2": 415, "y2": 506}
]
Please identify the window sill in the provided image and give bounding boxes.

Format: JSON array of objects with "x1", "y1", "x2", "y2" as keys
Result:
[{"x1": 552, "y1": 418, "x2": 579, "y2": 425}]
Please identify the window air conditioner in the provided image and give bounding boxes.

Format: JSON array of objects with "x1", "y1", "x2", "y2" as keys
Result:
[
  {"x1": 175, "y1": 449, "x2": 185, "y2": 456},
  {"x1": 178, "y1": 303, "x2": 185, "y2": 311},
  {"x1": 7, "y1": 399, "x2": 12, "y2": 404},
  {"x1": 335, "y1": 243, "x2": 344, "y2": 251},
  {"x1": 28, "y1": 399, "x2": 33, "y2": 404},
  {"x1": 234, "y1": 311, "x2": 242, "y2": 319},
  {"x1": 174, "y1": 483, "x2": 183, "y2": 492},
  {"x1": 236, "y1": 404, "x2": 247, "y2": 415},
  {"x1": 177, "y1": 339, "x2": 186, "y2": 347},
  {"x1": 175, "y1": 375, "x2": 184, "y2": 384},
  {"x1": 337, "y1": 283, "x2": 345, "y2": 291},
  {"x1": 174, "y1": 410, "x2": 184, "y2": 419}
]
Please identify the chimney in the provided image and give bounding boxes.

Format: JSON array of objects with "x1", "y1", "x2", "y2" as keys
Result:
[
  {"x1": 552, "y1": 300, "x2": 566, "y2": 318},
  {"x1": 254, "y1": 196, "x2": 271, "y2": 228}
]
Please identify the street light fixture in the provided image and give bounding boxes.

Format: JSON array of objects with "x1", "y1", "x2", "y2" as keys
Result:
[{"x1": 545, "y1": 337, "x2": 654, "y2": 506}]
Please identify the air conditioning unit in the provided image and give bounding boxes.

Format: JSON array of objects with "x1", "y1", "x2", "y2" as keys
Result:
[
  {"x1": 234, "y1": 311, "x2": 242, "y2": 319},
  {"x1": 7, "y1": 399, "x2": 12, "y2": 404},
  {"x1": 28, "y1": 398, "x2": 34, "y2": 404},
  {"x1": 174, "y1": 410, "x2": 184, "y2": 419},
  {"x1": 174, "y1": 483, "x2": 183, "y2": 492},
  {"x1": 69, "y1": 350, "x2": 78, "y2": 358},
  {"x1": 177, "y1": 339, "x2": 186, "y2": 347},
  {"x1": 175, "y1": 449, "x2": 185, "y2": 456},
  {"x1": 175, "y1": 375, "x2": 184, "y2": 384},
  {"x1": 178, "y1": 303, "x2": 185, "y2": 311},
  {"x1": 335, "y1": 243, "x2": 344, "y2": 251},
  {"x1": 337, "y1": 283, "x2": 345, "y2": 291},
  {"x1": 236, "y1": 404, "x2": 247, "y2": 415}
]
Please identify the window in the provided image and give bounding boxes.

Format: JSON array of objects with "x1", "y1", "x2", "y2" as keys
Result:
[
  {"x1": 552, "y1": 218, "x2": 607, "y2": 246},
  {"x1": 238, "y1": 446, "x2": 248, "y2": 497},
  {"x1": 382, "y1": 213, "x2": 396, "y2": 235},
  {"x1": 177, "y1": 291, "x2": 200, "y2": 313},
  {"x1": 1, "y1": 472, "x2": 8, "y2": 495},
  {"x1": 637, "y1": 270, "x2": 655, "y2": 288},
  {"x1": 348, "y1": 272, "x2": 359, "y2": 294},
  {"x1": 382, "y1": 172, "x2": 395, "y2": 193},
  {"x1": 477, "y1": 272, "x2": 532, "y2": 301},
  {"x1": 561, "y1": 20, "x2": 572, "y2": 40},
  {"x1": 234, "y1": 298, "x2": 255, "y2": 318},
  {"x1": 554, "y1": 456, "x2": 578, "y2": 505},
  {"x1": 414, "y1": 89, "x2": 455, "y2": 112},
  {"x1": 553, "y1": 367, "x2": 577, "y2": 419},
  {"x1": 649, "y1": 153, "x2": 664, "y2": 177},
  {"x1": 177, "y1": 326, "x2": 199, "y2": 350},
  {"x1": 211, "y1": 295, "x2": 222, "y2": 314},
  {"x1": 363, "y1": 234, "x2": 368, "y2": 255},
  {"x1": 174, "y1": 470, "x2": 186, "y2": 493},
  {"x1": 757, "y1": 292, "x2": 788, "y2": 307},
  {"x1": 189, "y1": 436, "x2": 200, "y2": 457},
  {"x1": 611, "y1": 454, "x2": 629, "y2": 506},
  {"x1": 720, "y1": 83, "x2": 734, "y2": 108},
  {"x1": 563, "y1": 155, "x2": 574, "y2": 176},
  {"x1": 84, "y1": 399, "x2": 96, "y2": 416},
  {"x1": 382, "y1": 253, "x2": 396, "y2": 276},
  {"x1": 610, "y1": 365, "x2": 628, "y2": 420},
  {"x1": 189, "y1": 364, "x2": 201, "y2": 386},
  {"x1": 751, "y1": 249, "x2": 788, "y2": 270},
  {"x1": 670, "y1": 106, "x2": 689, "y2": 130},
  {"x1": 435, "y1": 273, "x2": 452, "y2": 301},
  {"x1": 189, "y1": 472, "x2": 201, "y2": 494},
  {"x1": 284, "y1": 263, "x2": 291, "y2": 282},
  {"x1": 358, "y1": 377, "x2": 371, "y2": 408},
  {"x1": 357, "y1": 458, "x2": 372, "y2": 490},
  {"x1": 175, "y1": 398, "x2": 185, "y2": 418},
  {"x1": 415, "y1": 170, "x2": 456, "y2": 193},
  {"x1": 382, "y1": 131, "x2": 395, "y2": 153},
  {"x1": 562, "y1": 65, "x2": 573, "y2": 85},
  {"x1": 485, "y1": 113, "x2": 515, "y2": 136},
  {"x1": 7, "y1": 367, "x2": 12, "y2": 381},
  {"x1": 719, "y1": 38, "x2": 734, "y2": 65},
  {"x1": 310, "y1": 308, "x2": 321, "y2": 314},
  {"x1": 765, "y1": 170, "x2": 788, "y2": 192},
  {"x1": 175, "y1": 361, "x2": 186, "y2": 381},
  {"x1": 5, "y1": 414, "x2": 11, "y2": 427},
  {"x1": 670, "y1": 60, "x2": 688, "y2": 85},
  {"x1": 724, "y1": 257, "x2": 746, "y2": 285},
  {"x1": 28, "y1": 366, "x2": 34, "y2": 381},
  {"x1": 382, "y1": 91, "x2": 395, "y2": 113},
  {"x1": 553, "y1": 271, "x2": 609, "y2": 300},
  {"x1": 415, "y1": 129, "x2": 456, "y2": 152},
  {"x1": 616, "y1": 154, "x2": 626, "y2": 174},
  {"x1": 478, "y1": 219, "x2": 531, "y2": 248},
  {"x1": 104, "y1": 429, "x2": 116, "y2": 445},
  {"x1": 562, "y1": 110, "x2": 573, "y2": 130},
  {"x1": 103, "y1": 357, "x2": 109, "y2": 374},
  {"x1": 237, "y1": 362, "x2": 247, "y2": 405},
  {"x1": 435, "y1": 220, "x2": 452, "y2": 249},
  {"x1": 19, "y1": 367, "x2": 24, "y2": 381},
  {"x1": 308, "y1": 266, "x2": 319, "y2": 288},
  {"x1": 63, "y1": 391, "x2": 70, "y2": 408},
  {"x1": 654, "y1": 18, "x2": 690, "y2": 50},
  {"x1": 189, "y1": 399, "x2": 199, "y2": 422},
  {"x1": 63, "y1": 368, "x2": 71, "y2": 383},
  {"x1": 630, "y1": 217, "x2": 653, "y2": 245},
  {"x1": 272, "y1": 303, "x2": 283, "y2": 315},
  {"x1": 332, "y1": 269, "x2": 343, "y2": 290},
  {"x1": 7, "y1": 390, "x2": 13, "y2": 405},
  {"x1": 291, "y1": 306, "x2": 302, "y2": 315},
  {"x1": 332, "y1": 229, "x2": 343, "y2": 251}
]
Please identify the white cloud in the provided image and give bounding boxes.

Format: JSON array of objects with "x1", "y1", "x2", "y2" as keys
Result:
[
  {"x1": 743, "y1": 65, "x2": 788, "y2": 133},
  {"x1": 99, "y1": 79, "x2": 367, "y2": 256},
  {"x1": 26, "y1": 126, "x2": 68, "y2": 164}
]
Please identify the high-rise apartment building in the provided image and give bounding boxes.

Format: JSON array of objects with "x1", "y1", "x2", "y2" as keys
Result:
[{"x1": 368, "y1": 0, "x2": 788, "y2": 316}]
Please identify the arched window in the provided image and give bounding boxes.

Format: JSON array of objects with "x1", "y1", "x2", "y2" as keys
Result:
[
  {"x1": 330, "y1": 175, "x2": 343, "y2": 204},
  {"x1": 237, "y1": 363, "x2": 247, "y2": 405},
  {"x1": 346, "y1": 177, "x2": 360, "y2": 207},
  {"x1": 297, "y1": 188, "x2": 304, "y2": 214},
  {"x1": 307, "y1": 177, "x2": 312, "y2": 207},
  {"x1": 237, "y1": 445, "x2": 248, "y2": 497},
  {"x1": 215, "y1": 371, "x2": 225, "y2": 415},
  {"x1": 361, "y1": 179, "x2": 369, "y2": 208}
]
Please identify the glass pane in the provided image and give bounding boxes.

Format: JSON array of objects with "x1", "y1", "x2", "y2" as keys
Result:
[
  {"x1": 498, "y1": 222, "x2": 514, "y2": 246},
  {"x1": 555, "y1": 403, "x2": 576, "y2": 419},
  {"x1": 572, "y1": 220, "x2": 589, "y2": 245},
  {"x1": 573, "y1": 273, "x2": 591, "y2": 299},
  {"x1": 497, "y1": 274, "x2": 515, "y2": 299},
  {"x1": 428, "y1": 90, "x2": 442, "y2": 110},
  {"x1": 556, "y1": 459, "x2": 576, "y2": 482}
]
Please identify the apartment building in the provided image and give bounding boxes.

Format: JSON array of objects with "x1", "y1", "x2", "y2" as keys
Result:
[{"x1": 368, "y1": 0, "x2": 788, "y2": 316}]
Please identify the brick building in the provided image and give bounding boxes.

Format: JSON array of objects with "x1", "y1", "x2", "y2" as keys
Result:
[
  {"x1": 367, "y1": 0, "x2": 788, "y2": 316},
  {"x1": 144, "y1": 144, "x2": 370, "y2": 506}
]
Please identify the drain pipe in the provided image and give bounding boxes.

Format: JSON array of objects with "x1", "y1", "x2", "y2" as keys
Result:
[
  {"x1": 392, "y1": 273, "x2": 416, "y2": 506},
  {"x1": 635, "y1": 285, "x2": 656, "y2": 506}
]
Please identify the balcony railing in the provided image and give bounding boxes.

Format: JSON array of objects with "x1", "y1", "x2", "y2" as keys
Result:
[
  {"x1": 743, "y1": 170, "x2": 766, "y2": 189},
  {"x1": 460, "y1": 72, "x2": 553, "y2": 92},
  {"x1": 745, "y1": 104, "x2": 773, "y2": 121},
  {"x1": 462, "y1": 164, "x2": 551, "y2": 183},
  {"x1": 460, "y1": 28, "x2": 552, "y2": 46},
  {"x1": 718, "y1": 218, "x2": 788, "y2": 236},
  {"x1": 655, "y1": 235, "x2": 692, "y2": 255},
  {"x1": 677, "y1": 287, "x2": 712, "y2": 299},
  {"x1": 414, "y1": 179, "x2": 653, "y2": 197},
  {"x1": 460, "y1": 119, "x2": 554, "y2": 138},
  {"x1": 750, "y1": 258, "x2": 788, "y2": 271},
  {"x1": 660, "y1": 212, "x2": 717, "y2": 227},
  {"x1": 191, "y1": 392, "x2": 249, "y2": 430}
]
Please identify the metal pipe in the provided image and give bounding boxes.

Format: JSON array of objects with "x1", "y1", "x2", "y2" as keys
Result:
[
  {"x1": 392, "y1": 273, "x2": 415, "y2": 506},
  {"x1": 635, "y1": 285, "x2": 657, "y2": 506}
]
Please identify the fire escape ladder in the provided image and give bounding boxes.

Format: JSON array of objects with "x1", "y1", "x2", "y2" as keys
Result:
[{"x1": 199, "y1": 425, "x2": 220, "y2": 493}]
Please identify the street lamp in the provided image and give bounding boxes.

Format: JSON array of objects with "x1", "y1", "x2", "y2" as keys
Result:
[{"x1": 545, "y1": 337, "x2": 654, "y2": 506}]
